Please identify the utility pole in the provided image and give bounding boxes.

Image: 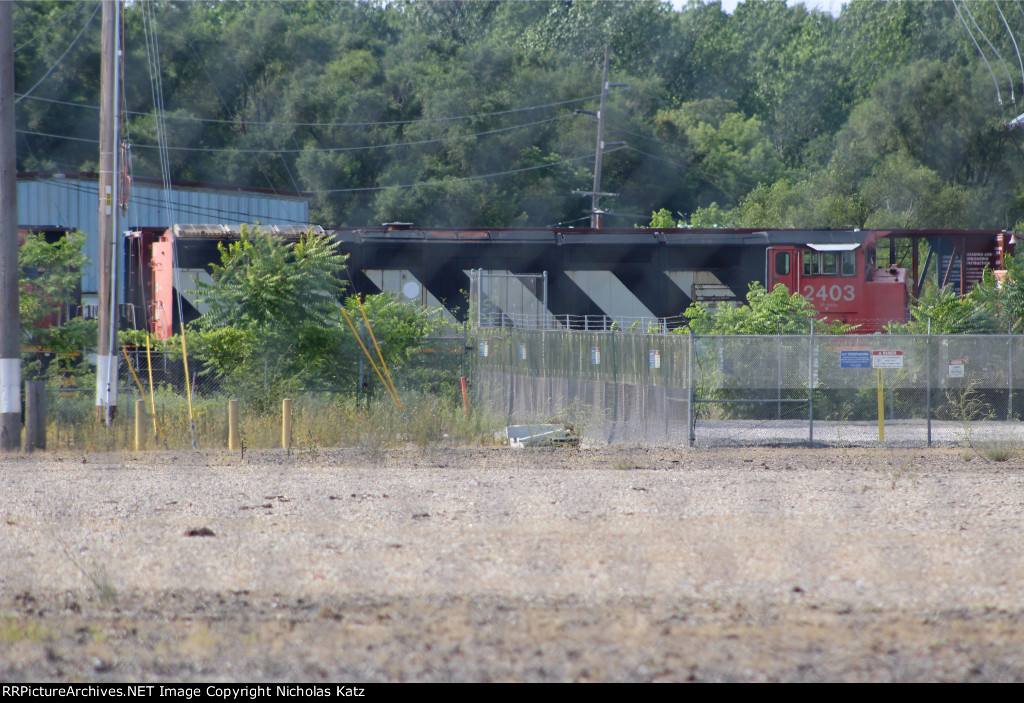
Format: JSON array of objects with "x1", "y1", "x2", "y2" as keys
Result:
[
  {"x1": 575, "y1": 46, "x2": 626, "y2": 229},
  {"x1": 591, "y1": 45, "x2": 611, "y2": 229},
  {"x1": 0, "y1": 0, "x2": 20, "y2": 450},
  {"x1": 96, "y1": 0, "x2": 119, "y2": 423}
]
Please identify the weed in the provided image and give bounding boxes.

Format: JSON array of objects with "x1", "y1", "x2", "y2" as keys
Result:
[
  {"x1": 303, "y1": 431, "x2": 320, "y2": 463},
  {"x1": 0, "y1": 615, "x2": 48, "y2": 643},
  {"x1": 56, "y1": 537, "x2": 117, "y2": 604},
  {"x1": 887, "y1": 461, "x2": 918, "y2": 490},
  {"x1": 946, "y1": 379, "x2": 994, "y2": 449},
  {"x1": 946, "y1": 379, "x2": 1020, "y2": 462},
  {"x1": 830, "y1": 402, "x2": 855, "y2": 451},
  {"x1": 976, "y1": 437, "x2": 1022, "y2": 462}
]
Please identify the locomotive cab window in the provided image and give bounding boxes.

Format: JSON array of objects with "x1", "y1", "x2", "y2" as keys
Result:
[
  {"x1": 805, "y1": 244, "x2": 860, "y2": 277},
  {"x1": 775, "y1": 251, "x2": 790, "y2": 276},
  {"x1": 841, "y1": 251, "x2": 856, "y2": 276}
]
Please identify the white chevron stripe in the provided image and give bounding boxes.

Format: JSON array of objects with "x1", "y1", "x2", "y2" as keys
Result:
[{"x1": 565, "y1": 270, "x2": 655, "y2": 319}]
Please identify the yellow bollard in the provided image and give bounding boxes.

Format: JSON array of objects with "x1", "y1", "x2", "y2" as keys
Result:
[
  {"x1": 282, "y1": 398, "x2": 292, "y2": 451},
  {"x1": 135, "y1": 399, "x2": 146, "y2": 451},
  {"x1": 228, "y1": 399, "x2": 240, "y2": 451}
]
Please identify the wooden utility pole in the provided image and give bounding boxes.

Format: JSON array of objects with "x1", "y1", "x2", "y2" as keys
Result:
[
  {"x1": 574, "y1": 46, "x2": 626, "y2": 229},
  {"x1": 590, "y1": 46, "x2": 611, "y2": 229},
  {"x1": 96, "y1": 0, "x2": 119, "y2": 423},
  {"x1": 0, "y1": 0, "x2": 21, "y2": 450}
]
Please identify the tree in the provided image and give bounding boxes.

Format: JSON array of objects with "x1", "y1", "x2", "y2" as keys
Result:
[
  {"x1": 192, "y1": 225, "x2": 348, "y2": 332},
  {"x1": 19, "y1": 230, "x2": 97, "y2": 379},
  {"x1": 678, "y1": 282, "x2": 853, "y2": 335},
  {"x1": 188, "y1": 225, "x2": 447, "y2": 407}
]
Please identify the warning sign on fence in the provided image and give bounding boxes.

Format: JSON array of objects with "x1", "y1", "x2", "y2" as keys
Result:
[
  {"x1": 871, "y1": 350, "x2": 904, "y2": 369},
  {"x1": 949, "y1": 360, "x2": 965, "y2": 378}
]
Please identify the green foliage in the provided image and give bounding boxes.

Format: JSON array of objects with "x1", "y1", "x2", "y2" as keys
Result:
[
  {"x1": 970, "y1": 253, "x2": 1024, "y2": 334},
  {"x1": 193, "y1": 225, "x2": 348, "y2": 332},
  {"x1": 897, "y1": 253, "x2": 1024, "y2": 334},
  {"x1": 645, "y1": 208, "x2": 679, "y2": 229},
  {"x1": 13, "y1": 1, "x2": 1024, "y2": 231},
  {"x1": 187, "y1": 224, "x2": 448, "y2": 410},
  {"x1": 19, "y1": 231, "x2": 97, "y2": 380},
  {"x1": 678, "y1": 282, "x2": 854, "y2": 335},
  {"x1": 893, "y1": 284, "x2": 996, "y2": 334}
]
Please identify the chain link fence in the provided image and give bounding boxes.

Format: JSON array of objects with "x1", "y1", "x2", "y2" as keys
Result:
[{"x1": 472, "y1": 329, "x2": 1024, "y2": 448}]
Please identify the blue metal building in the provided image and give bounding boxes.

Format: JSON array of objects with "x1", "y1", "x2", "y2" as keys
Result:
[{"x1": 16, "y1": 171, "x2": 311, "y2": 302}]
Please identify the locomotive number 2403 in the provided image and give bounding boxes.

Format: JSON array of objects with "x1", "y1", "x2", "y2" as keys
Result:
[{"x1": 802, "y1": 284, "x2": 855, "y2": 302}]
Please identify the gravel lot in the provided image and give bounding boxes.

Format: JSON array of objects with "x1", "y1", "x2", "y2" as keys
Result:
[{"x1": 2, "y1": 445, "x2": 1024, "y2": 682}]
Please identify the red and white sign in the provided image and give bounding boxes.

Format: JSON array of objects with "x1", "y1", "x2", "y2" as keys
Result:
[
  {"x1": 949, "y1": 360, "x2": 965, "y2": 378},
  {"x1": 871, "y1": 350, "x2": 904, "y2": 369}
]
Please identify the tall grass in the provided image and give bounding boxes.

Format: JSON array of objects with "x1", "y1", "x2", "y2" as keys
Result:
[{"x1": 43, "y1": 388, "x2": 502, "y2": 453}]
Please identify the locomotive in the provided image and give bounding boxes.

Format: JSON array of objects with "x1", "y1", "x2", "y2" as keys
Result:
[{"x1": 123, "y1": 224, "x2": 1015, "y2": 337}]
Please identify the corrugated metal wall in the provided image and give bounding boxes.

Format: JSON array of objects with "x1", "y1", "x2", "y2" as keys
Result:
[{"x1": 17, "y1": 175, "x2": 310, "y2": 294}]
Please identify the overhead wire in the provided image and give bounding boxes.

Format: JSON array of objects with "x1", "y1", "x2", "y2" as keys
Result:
[
  {"x1": 15, "y1": 176, "x2": 311, "y2": 225},
  {"x1": 141, "y1": 0, "x2": 197, "y2": 448},
  {"x1": 130, "y1": 94, "x2": 605, "y2": 129},
  {"x1": 125, "y1": 114, "x2": 578, "y2": 155},
  {"x1": 13, "y1": 92, "x2": 604, "y2": 129},
  {"x1": 962, "y1": 0, "x2": 1016, "y2": 106},
  {"x1": 304, "y1": 150, "x2": 609, "y2": 195},
  {"x1": 182, "y1": 38, "x2": 283, "y2": 193},
  {"x1": 14, "y1": 1, "x2": 88, "y2": 54},
  {"x1": 14, "y1": 3, "x2": 100, "y2": 105},
  {"x1": 954, "y1": 0, "x2": 1007, "y2": 118},
  {"x1": 995, "y1": 1, "x2": 1024, "y2": 93},
  {"x1": 18, "y1": 114, "x2": 578, "y2": 157}
]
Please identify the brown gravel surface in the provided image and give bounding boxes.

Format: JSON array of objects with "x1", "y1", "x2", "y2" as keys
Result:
[{"x1": 2, "y1": 445, "x2": 1024, "y2": 682}]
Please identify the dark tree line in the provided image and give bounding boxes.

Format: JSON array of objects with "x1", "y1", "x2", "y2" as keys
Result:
[{"x1": 13, "y1": 0, "x2": 1024, "y2": 230}]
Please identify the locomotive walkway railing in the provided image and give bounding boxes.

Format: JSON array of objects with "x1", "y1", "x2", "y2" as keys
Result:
[{"x1": 472, "y1": 328, "x2": 1023, "y2": 448}]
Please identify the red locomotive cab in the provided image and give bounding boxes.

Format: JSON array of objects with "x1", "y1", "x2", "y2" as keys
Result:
[{"x1": 767, "y1": 242, "x2": 909, "y2": 333}]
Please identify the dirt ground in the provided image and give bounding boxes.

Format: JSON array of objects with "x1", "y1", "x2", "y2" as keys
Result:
[{"x1": 2, "y1": 444, "x2": 1024, "y2": 682}]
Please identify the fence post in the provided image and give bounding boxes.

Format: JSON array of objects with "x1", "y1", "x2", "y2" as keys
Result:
[
  {"x1": 926, "y1": 325, "x2": 932, "y2": 447},
  {"x1": 688, "y1": 333, "x2": 696, "y2": 447},
  {"x1": 24, "y1": 381, "x2": 45, "y2": 452},
  {"x1": 228, "y1": 399, "x2": 240, "y2": 451},
  {"x1": 1008, "y1": 332, "x2": 1014, "y2": 421},
  {"x1": 134, "y1": 398, "x2": 145, "y2": 451},
  {"x1": 282, "y1": 398, "x2": 292, "y2": 451},
  {"x1": 776, "y1": 333, "x2": 782, "y2": 421},
  {"x1": 808, "y1": 322, "x2": 814, "y2": 443}
]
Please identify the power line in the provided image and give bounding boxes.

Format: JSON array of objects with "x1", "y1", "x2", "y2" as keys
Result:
[
  {"x1": 995, "y1": 1, "x2": 1024, "y2": 93},
  {"x1": 134, "y1": 113, "x2": 577, "y2": 154},
  {"x1": 31, "y1": 177, "x2": 310, "y2": 225},
  {"x1": 305, "y1": 150, "x2": 610, "y2": 195},
  {"x1": 14, "y1": 3, "x2": 100, "y2": 105},
  {"x1": 955, "y1": 0, "x2": 1007, "y2": 117},
  {"x1": 14, "y1": 1, "x2": 88, "y2": 54},
  {"x1": 14, "y1": 92, "x2": 605, "y2": 129},
  {"x1": 182, "y1": 38, "x2": 282, "y2": 193},
  {"x1": 962, "y1": 0, "x2": 1016, "y2": 106},
  {"x1": 19, "y1": 113, "x2": 578, "y2": 156}
]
